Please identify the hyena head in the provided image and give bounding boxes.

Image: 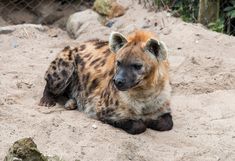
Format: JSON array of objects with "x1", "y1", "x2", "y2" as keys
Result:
[{"x1": 109, "y1": 30, "x2": 168, "y2": 91}]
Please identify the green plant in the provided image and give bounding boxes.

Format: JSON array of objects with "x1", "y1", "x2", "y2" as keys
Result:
[
  {"x1": 171, "y1": 0, "x2": 199, "y2": 22},
  {"x1": 224, "y1": 1, "x2": 235, "y2": 19},
  {"x1": 208, "y1": 19, "x2": 225, "y2": 33}
]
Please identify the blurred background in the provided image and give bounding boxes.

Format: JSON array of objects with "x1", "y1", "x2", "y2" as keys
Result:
[{"x1": 0, "y1": 0, "x2": 234, "y2": 35}]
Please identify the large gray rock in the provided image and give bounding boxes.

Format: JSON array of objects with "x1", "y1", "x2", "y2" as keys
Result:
[{"x1": 66, "y1": 9, "x2": 111, "y2": 41}]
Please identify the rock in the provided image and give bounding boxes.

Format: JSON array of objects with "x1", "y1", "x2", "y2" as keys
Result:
[
  {"x1": 66, "y1": 9, "x2": 111, "y2": 41},
  {"x1": 4, "y1": 138, "x2": 65, "y2": 161},
  {"x1": 93, "y1": 0, "x2": 125, "y2": 18},
  {"x1": 0, "y1": 27, "x2": 15, "y2": 35},
  {"x1": 4, "y1": 138, "x2": 47, "y2": 161},
  {"x1": 66, "y1": 9, "x2": 99, "y2": 38},
  {"x1": 92, "y1": 124, "x2": 97, "y2": 129}
]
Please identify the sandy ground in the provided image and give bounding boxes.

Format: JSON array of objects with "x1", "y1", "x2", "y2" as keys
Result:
[{"x1": 1, "y1": 1, "x2": 235, "y2": 161}]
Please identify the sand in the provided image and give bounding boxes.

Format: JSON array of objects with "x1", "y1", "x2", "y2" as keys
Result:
[{"x1": 0, "y1": 1, "x2": 235, "y2": 161}]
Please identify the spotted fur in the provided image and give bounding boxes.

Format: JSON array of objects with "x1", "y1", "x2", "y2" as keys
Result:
[{"x1": 39, "y1": 31, "x2": 173, "y2": 134}]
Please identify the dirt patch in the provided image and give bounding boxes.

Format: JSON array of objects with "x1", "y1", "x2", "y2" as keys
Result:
[
  {"x1": 171, "y1": 56, "x2": 235, "y2": 95},
  {"x1": 0, "y1": 1, "x2": 235, "y2": 161}
]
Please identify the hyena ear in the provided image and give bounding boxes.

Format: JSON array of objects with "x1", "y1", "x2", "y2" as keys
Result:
[
  {"x1": 144, "y1": 38, "x2": 168, "y2": 61},
  {"x1": 109, "y1": 32, "x2": 128, "y2": 53}
]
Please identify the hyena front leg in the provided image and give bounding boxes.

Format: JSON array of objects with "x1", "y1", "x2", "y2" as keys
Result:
[
  {"x1": 98, "y1": 108, "x2": 147, "y2": 134},
  {"x1": 39, "y1": 46, "x2": 77, "y2": 107},
  {"x1": 146, "y1": 113, "x2": 173, "y2": 131}
]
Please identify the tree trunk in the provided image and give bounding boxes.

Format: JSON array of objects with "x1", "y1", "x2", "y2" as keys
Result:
[{"x1": 198, "y1": 0, "x2": 220, "y2": 25}]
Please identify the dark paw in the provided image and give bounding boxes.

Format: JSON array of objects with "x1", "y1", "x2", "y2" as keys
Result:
[
  {"x1": 38, "y1": 96, "x2": 56, "y2": 107},
  {"x1": 125, "y1": 120, "x2": 147, "y2": 134},
  {"x1": 110, "y1": 119, "x2": 147, "y2": 135},
  {"x1": 146, "y1": 113, "x2": 173, "y2": 131}
]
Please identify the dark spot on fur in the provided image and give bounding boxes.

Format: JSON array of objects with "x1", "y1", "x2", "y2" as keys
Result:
[
  {"x1": 101, "y1": 108, "x2": 114, "y2": 117},
  {"x1": 46, "y1": 74, "x2": 52, "y2": 82},
  {"x1": 52, "y1": 60, "x2": 56, "y2": 64},
  {"x1": 87, "y1": 55, "x2": 93, "y2": 61},
  {"x1": 80, "y1": 61, "x2": 85, "y2": 71},
  {"x1": 61, "y1": 61, "x2": 69, "y2": 67},
  {"x1": 90, "y1": 58, "x2": 101, "y2": 66},
  {"x1": 83, "y1": 54, "x2": 90, "y2": 58},
  {"x1": 82, "y1": 73, "x2": 90, "y2": 87},
  {"x1": 79, "y1": 44, "x2": 86, "y2": 51},
  {"x1": 76, "y1": 77, "x2": 82, "y2": 91},
  {"x1": 55, "y1": 82, "x2": 62, "y2": 89},
  {"x1": 52, "y1": 72, "x2": 59, "y2": 79},
  {"x1": 115, "y1": 100, "x2": 119, "y2": 106},
  {"x1": 61, "y1": 70, "x2": 67, "y2": 77},
  {"x1": 58, "y1": 58, "x2": 63, "y2": 64},
  {"x1": 89, "y1": 78, "x2": 99, "y2": 92},
  {"x1": 109, "y1": 69, "x2": 114, "y2": 76},
  {"x1": 109, "y1": 98, "x2": 113, "y2": 104},
  {"x1": 100, "y1": 59, "x2": 106, "y2": 66},
  {"x1": 52, "y1": 66, "x2": 56, "y2": 70},
  {"x1": 103, "y1": 72, "x2": 108, "y2": 77},
  {"x1": 105, "y1": 99, "x2": 109, "y2": 107},
  {"x1": 63, "y1": 46, "x2": 70, "y2": 51},
  {"x1": 103, "y1": 49, "x2": 111, "y2": 56},
  {"x1": 75, "y1": 54, "x2": 83, "y2": 64},
  {"x1": 73, "y1": 47, "x2": 78, "y2": 52},
  {"x1": 94, "y1": 40, "x2": 108, "y2": 49},
  {"x1": 68, "y1": 50, "x2": 73, "y2": 60}
]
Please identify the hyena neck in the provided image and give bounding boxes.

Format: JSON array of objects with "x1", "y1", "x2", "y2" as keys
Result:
[{"x1": 118, "y1": 77, "x2": 169, "y2": 103}]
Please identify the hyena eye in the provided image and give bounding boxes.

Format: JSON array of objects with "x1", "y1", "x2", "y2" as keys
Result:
[{"x1": 132, "y1": 64, "x2": 143, "y2": 70}]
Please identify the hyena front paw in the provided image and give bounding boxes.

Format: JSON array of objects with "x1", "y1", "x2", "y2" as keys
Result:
[
  {"x1": 146, "y1": 113, "x2": 173, "y2": 131},
  {"x1": 38, "y1": 95, "x2": 56, "y2": 107},
  {"x1": 125, "y1": 120, "x2": 147, "y2": 134},
  {"x1": 110, "y1": 119, "x2": 147, "y2": 135}
]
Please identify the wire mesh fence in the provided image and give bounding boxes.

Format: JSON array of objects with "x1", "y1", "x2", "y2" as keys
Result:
[
  {"x1": 0, "y1": 0, "x2": 85, "y2": 13},
  {"x1": 0, "y1": 0, "x2": 235, "y2": 35},
  {"x1": 0, "y1": 0, "x2": 93, "y2": 26}
]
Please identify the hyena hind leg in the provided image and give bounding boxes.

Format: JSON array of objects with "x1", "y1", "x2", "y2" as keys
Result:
[
  {"x1": 39, "y1": 46, "x2": 76, "y2": 107},
  {"x1": 39, "y1": 82, "x2": 56, "y2": 107}
]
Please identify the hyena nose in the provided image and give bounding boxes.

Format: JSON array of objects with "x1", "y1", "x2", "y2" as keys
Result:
[{"x1": 114, "y1": 77, "x2": 126, "y2": 88}]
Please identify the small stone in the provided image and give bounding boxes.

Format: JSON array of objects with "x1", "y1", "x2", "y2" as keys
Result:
[{"x1": 92, "y1": 124, "x2": 97, "y2": 129}]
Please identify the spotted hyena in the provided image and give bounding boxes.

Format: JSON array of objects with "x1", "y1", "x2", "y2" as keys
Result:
[{"x1": 39, "y1": 30, "x2": 173, "y2": 134}]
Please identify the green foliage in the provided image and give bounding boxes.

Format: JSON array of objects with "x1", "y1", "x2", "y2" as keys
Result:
[
  {"x1": 224, "y1": 1, "x2": 235, "y2": 18},
  {"x1": 171, "y1": 0, "x2": 199, "y2": 23},
  {"x1": 208, "y1": 19, "x2": 225, "y2": 33},
  {"x1": 150, "y1": 0, "x2": 235, "y2": 35},
  {"x1": 153, "y1": 0, "x2": 199, "y2": 23}
]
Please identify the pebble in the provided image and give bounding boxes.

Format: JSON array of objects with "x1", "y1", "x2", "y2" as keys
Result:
[{"x1": 92, "y1": 124, "x2": 97, "y2": 129}]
